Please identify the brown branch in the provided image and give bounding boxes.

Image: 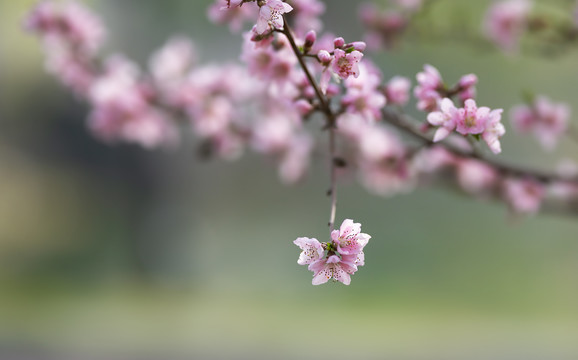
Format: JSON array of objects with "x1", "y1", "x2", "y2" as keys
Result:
[{"x1": 279, "y1": 19, "x2": 335, "y2": 126}]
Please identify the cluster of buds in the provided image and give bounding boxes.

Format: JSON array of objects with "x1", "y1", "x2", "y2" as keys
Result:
[{"x1": 294, "y1": 219, "x2": 371, "y2": 285}]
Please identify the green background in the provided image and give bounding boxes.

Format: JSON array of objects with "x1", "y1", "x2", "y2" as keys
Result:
[{"x1": 1, "y1": 0, "x2": 577, "y2": 358}]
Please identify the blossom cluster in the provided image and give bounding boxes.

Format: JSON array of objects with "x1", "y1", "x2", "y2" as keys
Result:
[
  {"x1": 411, "y1": 64, "x2": 506, "y2": 154},
  {"x1": 427, "y1": 98, "x2": 505, "y2": 154},
  {"x1": 294, "y1": 219, "x2": 370, "y2": 285},
  {"x1": 510, "y1": 95, "x2": 570, "y2": 151}
]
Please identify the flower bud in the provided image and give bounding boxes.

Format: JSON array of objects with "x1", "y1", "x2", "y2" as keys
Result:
[
  {"x1": 350, "y1": 41, "x2": 367, "y2": 52},
  {"x1": 317, "y1": 50, "x2": 332, "y2": 65},
  {"x1": 333, "y1": 37, "x2": 345, "y2": 49},
  {"x1": 304, "y1": 30, "x2": 316, "y2": 50}
]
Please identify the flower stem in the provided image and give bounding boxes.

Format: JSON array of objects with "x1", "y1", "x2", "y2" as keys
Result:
[
  {"x1": 280, "y1": 19, "x2": 338, "y2": 230},
  {"x1": 328, "y1": 126, "x2": 338, "y2": 231}
]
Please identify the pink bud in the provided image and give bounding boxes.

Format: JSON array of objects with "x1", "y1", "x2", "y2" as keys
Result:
[
  {"x1": 304, "y1": 30, "x2": 317, "y2": 49},
  {"x1": 294, "y1": 99, "x2": 314, "y2": 116},
  {"x1": 317, "y1": 50, "x2": 332, "y2": 65},
  {"x1": 459, "y1": 73, "x2": 478, "y2": 88},
  {"x1": 326, "y1": 83, "x2": 340, "y2": 97},
  {"x1": 333, "y1": 37, "x2": 345, "y2": 48},
  {"x1": 350, "y1": 41, "x2": 366, "y2": 52}
]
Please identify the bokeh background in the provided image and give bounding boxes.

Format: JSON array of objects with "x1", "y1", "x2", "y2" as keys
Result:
[{"x1": 1, "y1": 0, "x2": 578, "y2": 359}]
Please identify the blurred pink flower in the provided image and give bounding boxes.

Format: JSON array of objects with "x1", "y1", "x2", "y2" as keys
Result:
[
  {"x1": 385, "y1": 76, "x2": 411, "y2": 106},
  {"x1": 342, "y1": 62, "x2": 386, "y2": 121},
  {"x1": 483, "y1": 0, "x2": 532, "y2": 52},
  {"x1": 510, "y1": 96, "x2": 570, "y2": 150},
  {"x1": 414, "y1": 64, "x2": 443, "y2": 112},
  {"x1": 503, "y1": 177, "x2": 544, "y2": 214},
  {"x1": 207, "y1": 0, "x2": 257, "y2": 32},
  {"x1": 482, "y1": 108, "x2": 506, "y2": 154},
  {"x1": 456, "y1": 159, "x2": 498, "y2": 194}
]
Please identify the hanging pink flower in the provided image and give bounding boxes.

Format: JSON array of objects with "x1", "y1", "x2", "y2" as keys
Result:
[{"x1": 294, "y1": 219, "x2": 371, "y2": 285}]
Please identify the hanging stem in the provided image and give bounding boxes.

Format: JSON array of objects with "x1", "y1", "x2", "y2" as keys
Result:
[
  {"x1": 280, "y1": 19, "x2": 339, "y2": 230},
  {"x1": 328, "y1": 127, "x2": 338, "y2": 231}
]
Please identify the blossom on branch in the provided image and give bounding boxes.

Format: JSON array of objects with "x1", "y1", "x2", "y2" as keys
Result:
[
  {"x1": 255, "y1": 0, "x2": 293, "y2": 35},
  {"x1": 294, "y1": 219, "x2": 370, "y2": 285},
  {"x1": 427, "y1": 98, "x2": 505, "y2": 154}
]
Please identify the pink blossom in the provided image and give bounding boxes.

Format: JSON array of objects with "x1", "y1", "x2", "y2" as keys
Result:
[
  {"x1": 483, "y1": 0, "x2": 532, "y2": 52},
  {"x1": 428, "y1": 99, "x2": 505, "y2": 154},
  {"x1": 149, "y1": 36, "x2": 196, "y2": 86},
  {"x1": 414, "y1": 64, "x2": 443, "y2": 112},
  {"x1": 330, "y1": 219, "x2": 371, "y2": 256},
  {"x1": 278, "y1": 133, "x2": 314, "y2": 184},
  {"x1": 332, "y1": 49, "x2": 363, "y2": 79},
  {"x1": 309, "y1": 254, "x2": 357, "y2": 285},
  {"x1": 294, "y1": 237, "x2": 324, "y2": 266},
  {"x1": 385, "y1": 76, "x2": 411, "y2": 106},
  {"x1": 241, "y1": 32, "x2": 298, "y2": 88},
  {"x1": 88, "y1": 56, "x2": 147, "y2": 114},
  {"x1": 456, "y1": 159, "x2": 498, "y2": 194},
  {"x1": 481, "y1": 108, "x2": 506, "y2": 154},
  {"x1": 455, "y1": 99, "x2": 491, "y2": 135},
  {"x1": 255, "y1": 0, "x2": 293, "y2": 35},
  {"x1": 412, "y1": 146, "x2": 456, "y2": 174},
  {"x1": 25, "y1": 1, "x2": 105, "y2": 54},
  {"x1": 503, "y1": 177, "x2": 544, "y2": 214},
  {"x1": 294, "y1": 219, "x2": 370, "y2": 285},
  {"x1": 342, "y1": 62, "x2": 386, "y2": 121},
  {"x1": 87, "y1": 56, "x2": 177, "y2": 148},
  {"x1": 510, "y1": 96, "x2": 570, "y2": 150},
  {"x1": 318, "y1": 48, "x2": 364, "y2": 93},
  {"x1": 427, "y1": 98, "x2": 460, "y2": 142},
  {"x1": 318, "y1": 47, "x2": 364, "y2": 94},
  {"x1": 457, "y1": 74, "x2": 478, "y2": 103},
  {"x1": 252, "y1": 107, "x2": 313, "y2": 184},
  {"x1": 44, "y1": 49, "x2": 95, "y2": 95}
]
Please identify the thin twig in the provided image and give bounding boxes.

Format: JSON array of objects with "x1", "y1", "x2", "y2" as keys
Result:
[
  {"x1": 280, "y1": 20, "x2": 334, "y2": 125},
  {"x1": 280, "y1": 20, "x2": 339, "y2": 230}
]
